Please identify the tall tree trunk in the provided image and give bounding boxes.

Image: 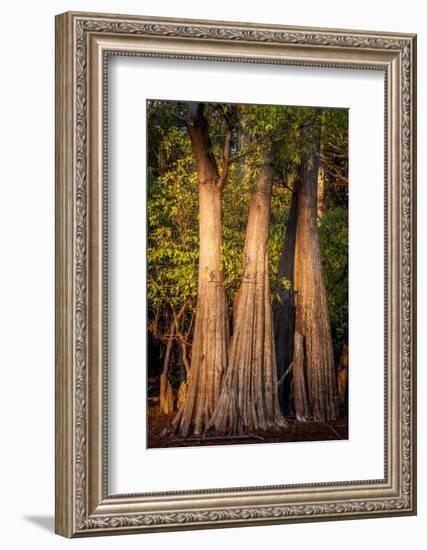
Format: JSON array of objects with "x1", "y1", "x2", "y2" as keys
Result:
[
  {"x1": 294, "y1": 124, "x2": 339, "y2": 421},
  {"x1": 273, "y1": 178, "x2": 299, "y2": 415},
  {"x1": 173, "y1": 103, "x2": 230, "y2": 436},
  {"x1": 208, "y1": 146, "x2": 286, "y2": 433}
]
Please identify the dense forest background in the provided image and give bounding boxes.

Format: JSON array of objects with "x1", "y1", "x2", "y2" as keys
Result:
[{"x1": 146, "y1": 100, "x2": 348, "y2": 446}]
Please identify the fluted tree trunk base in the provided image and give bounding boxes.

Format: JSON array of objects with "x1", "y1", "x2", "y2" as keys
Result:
[{"x1": 208, "y1": 148, "x2": 286, "y2": 434}]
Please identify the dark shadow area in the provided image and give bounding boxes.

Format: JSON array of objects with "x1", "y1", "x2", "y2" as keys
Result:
[{"x1": 23, "y1": 515, "x2": 54, "y2": 533}]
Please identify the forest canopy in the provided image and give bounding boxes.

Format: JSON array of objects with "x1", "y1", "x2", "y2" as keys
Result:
[{"x1": 147, "y1": 99, "x2": 348, "y2": 446}]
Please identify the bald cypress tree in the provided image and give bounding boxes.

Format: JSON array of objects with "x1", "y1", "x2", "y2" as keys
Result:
[
  {"x1": 208, "y1": 141, "x2": 286, "y2": 433},
  {"x1": 293, "y1": 121, "x2": 339, "y2": 421},
  {"x1": 173, "y1": 103, "x2": 231, "y2": 436}
]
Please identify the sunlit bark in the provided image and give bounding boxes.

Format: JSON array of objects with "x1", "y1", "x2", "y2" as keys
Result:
[
  {"x1": 293, "y1": 124, "x2": 339, "y2": 421},
  {"x1": 172, "y1": 103, "x2": 230, "y2": 436},
  {"x1": 208, "y1": 146, "x2": 286, "y2": 433},
  {"x1": 290, "y1": 331, "x2": 311, "y2": 421}
]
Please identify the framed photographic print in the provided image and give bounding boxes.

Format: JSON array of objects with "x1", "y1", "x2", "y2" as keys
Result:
[{"x1": 55, "y1": 11, "x2": 417, "y2": 537}]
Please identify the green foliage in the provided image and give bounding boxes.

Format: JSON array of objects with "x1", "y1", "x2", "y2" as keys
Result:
[
  {"x1": 147, "y1": 125, "x2": 199, "y2": 316},
  {"x1": 269, "y1": 184, "x2": 290, "y2": 291},
  {"x1": 147, "y1": 100, "x2": 348, "y2": 375},
  {"x1": 319, "y1": 207, "x2": 348, "y2": 360},
  {"x1": 281, "y1": 278, "x2": 293, "y2": 291}
]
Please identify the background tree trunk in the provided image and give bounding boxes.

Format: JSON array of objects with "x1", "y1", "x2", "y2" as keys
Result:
[
  {"x1": 293, "y1": 124, "x2": 339, "y2": 421},
  {"x1": 273, "y1": 179, "x2": 299, "y2": 415},
  {"x1": 208, "y1": 146, "x2": 286, "y2": 433},
  {"x1": 159, "y1": 320, "x2": 175, "y2": 414},
  {"x1": 174, "y1": 312, "x2": 191, "y2": 410},
  {"x1": 173, "y1": 103, "x2": 230, "y2": 436}
]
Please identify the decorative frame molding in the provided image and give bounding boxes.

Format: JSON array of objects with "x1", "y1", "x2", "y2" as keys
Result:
[{"x1": 55, "y1": 11, "x2": 416, "y2": 537}]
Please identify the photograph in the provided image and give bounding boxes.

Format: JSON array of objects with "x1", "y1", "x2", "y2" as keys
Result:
[
  {"x1": 146, "y1": 100, "x2": 349, "y2": 448},
  {"x1": 53, "y1": 9, "x2": 416, "y2": 537}
]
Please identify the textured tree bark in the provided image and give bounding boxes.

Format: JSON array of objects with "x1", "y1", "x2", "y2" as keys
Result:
[
  {"x1": 294, "y1": 125, "x2": 339, "y2": 421},
  {"x1": 337, "y1": 339, "x2": 348, "y2": 409},
  {"x1": 290, "y1": 331, "x2": 311, "y2": 421},
  {"x1": 208, "y1": 146, "x2": 286, "y2": 433},
  {"x1": 172, "y1": 103, "x2": 230, "y2": 436},
  {"x1": 273, "y1": 179, "x2": 299, "y2": 415}
]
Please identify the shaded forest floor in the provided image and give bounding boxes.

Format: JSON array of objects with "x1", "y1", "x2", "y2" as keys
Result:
[{"x1": 147, "y1": 402, "x2": 348, "y2": 449}]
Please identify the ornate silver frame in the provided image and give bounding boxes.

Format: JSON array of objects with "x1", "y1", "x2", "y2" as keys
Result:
[{"x1": 55, "y1": 11, "x2": 417, "y2": 537}]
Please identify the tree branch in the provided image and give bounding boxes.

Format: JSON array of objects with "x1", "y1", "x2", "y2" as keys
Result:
[
  {"x1": 172, "y1": 110, "x2": 191, "y2": 125},
  {"x1": 278, "y1": 364, "x2": 293, "y2": 386}
]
